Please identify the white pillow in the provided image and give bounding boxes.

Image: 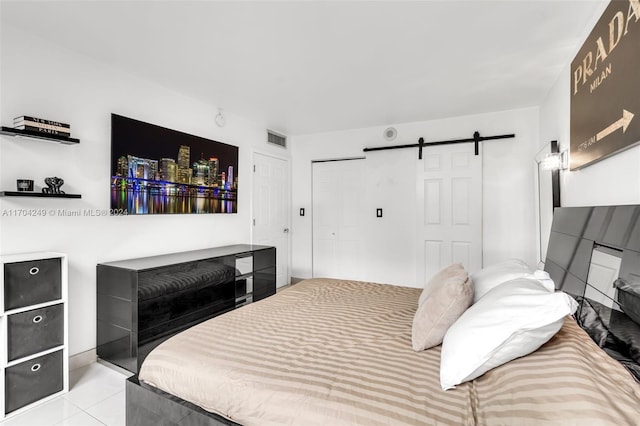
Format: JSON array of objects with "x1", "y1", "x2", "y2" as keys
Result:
[
  {"x1": 439, "y1": 277, "x2": 578, "y2": 390},
  {"x1": 471, "y1": 259, "x2": 534, "y2": 303},
  {"x1": 531, "y1": 270, "x2": 556, "y2": 292}
]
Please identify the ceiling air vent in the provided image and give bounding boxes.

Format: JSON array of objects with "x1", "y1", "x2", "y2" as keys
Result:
[{"x1": 267, "y1": 130, "x2": 287, "y2": 149}]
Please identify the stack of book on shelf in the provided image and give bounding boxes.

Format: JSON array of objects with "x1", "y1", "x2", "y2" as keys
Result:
[{"x1": 13, "y1": 115, "x2": 71, "y2": 137}]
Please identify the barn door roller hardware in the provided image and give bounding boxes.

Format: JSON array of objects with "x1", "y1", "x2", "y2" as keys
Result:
[{"x1": 363, "y1": 131, "x2": 515, "y2": 159}]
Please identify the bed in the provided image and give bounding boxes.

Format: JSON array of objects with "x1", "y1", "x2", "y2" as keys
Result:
[{"x1": 127, "y1": 205, "x2": 640, "y2": 425}]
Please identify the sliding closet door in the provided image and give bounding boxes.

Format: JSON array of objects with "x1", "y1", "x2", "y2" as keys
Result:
[
  {"x1": 417, "y1": 144, "x2": 482, "y2": 285},
  {"x1": 312, "y1": 159, "x2": 365, "y2": 280}
]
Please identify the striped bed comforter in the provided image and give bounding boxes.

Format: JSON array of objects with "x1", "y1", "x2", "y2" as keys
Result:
[{"x1": 139, "y1": 278, "x2": 640, "y2": 425}]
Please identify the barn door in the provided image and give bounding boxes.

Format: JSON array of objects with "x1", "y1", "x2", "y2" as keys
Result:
[{"x1": 417, "y1": 144, "x2": 482, "y2": 285}]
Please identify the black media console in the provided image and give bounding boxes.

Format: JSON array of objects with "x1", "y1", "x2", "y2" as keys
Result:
[{"x1": 97, "y1": 244, "x2": 276, "y2": 373}]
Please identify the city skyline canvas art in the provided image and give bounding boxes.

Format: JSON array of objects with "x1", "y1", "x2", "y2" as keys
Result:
[{"x1": 110, "y1": 114, "x2": 239, "y2": 215}]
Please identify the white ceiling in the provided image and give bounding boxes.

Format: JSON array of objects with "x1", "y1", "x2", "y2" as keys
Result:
[{"x1": 1, "y1": 0, "x2": 607, "y2": 135}]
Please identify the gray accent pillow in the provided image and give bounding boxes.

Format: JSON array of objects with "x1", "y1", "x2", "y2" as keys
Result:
[{"x1": 412, "y1": 270, "x2": 472, "y2": 351}]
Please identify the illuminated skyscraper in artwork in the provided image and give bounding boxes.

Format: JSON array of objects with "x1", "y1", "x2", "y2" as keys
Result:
[
  {"x1": 177, "y1": 145, "x2": 192, "y2": 184},
  {"x1": 177, "y1": 145, "x2": 190, "y2": 168},
  {"x1": 227, "y1": 166, "x2": 234, "y2": 190},
  {"x1": 160, "y1": 158, "x2": 177, "y2": 182},
  {"x1": 149, "y1": 160, "x2": 159, "y2": 181},
  {"x1": 209, "y1": 158, "x2": 219, "y2": 186},
  {"x1": 127, "y1": 155, "x2": 158, "y2": 181},
  {"x1": 192, "y1": 158, "x2": 211, "y2": 187},
  {"x1": 116, "y1": 156, "x2": 128, "y2": 177}
]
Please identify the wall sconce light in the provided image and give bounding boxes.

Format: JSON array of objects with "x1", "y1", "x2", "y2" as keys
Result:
[
  {"x1": 540, "y1": 151, "x2": 568, "y2": 171},
  {"x1": 215, "y1": 108, "x2": 226, "y2": 127}
]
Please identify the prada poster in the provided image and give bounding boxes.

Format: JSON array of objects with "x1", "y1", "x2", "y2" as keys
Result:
[{"x1": 570, "y1": 0, "x2": 640, "y2": 170}]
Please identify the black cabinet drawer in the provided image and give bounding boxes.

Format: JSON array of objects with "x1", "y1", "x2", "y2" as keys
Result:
[
  {"x1": 253, "y1": 267, "x2": 276, "y2": 302},
  {"x1": 5, "y1": 350, "x2": 63, "y2": 414},
  {"x1": 4, "y1": 258, "x2": 62, "y2": 310},
  {"x1": 7, "y1": 304, "x2": 64, "y2": 362},
  {"x1": 137, "y1": 280, "x2": 234, "y2": 331},
  {"x1": 253, "y1": 248, "x2": 276, "y2": 271}
]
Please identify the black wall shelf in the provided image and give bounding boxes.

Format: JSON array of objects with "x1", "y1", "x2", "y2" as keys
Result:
[
  {"x1": 0, "y1": 127, "x2": 79, "y2": 145},
  {"x1": 0, "y1": 192, "x2": 81, "y2": 199}
]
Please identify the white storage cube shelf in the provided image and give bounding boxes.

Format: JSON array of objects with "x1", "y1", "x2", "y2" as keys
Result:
[{"x1": 0, "y1": 252, "x2": 69, "y2": 420}]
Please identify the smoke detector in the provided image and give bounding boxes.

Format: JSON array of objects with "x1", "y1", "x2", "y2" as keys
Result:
[{"x1": 383, "y1": 127, "x2": 397, "y2": 141}]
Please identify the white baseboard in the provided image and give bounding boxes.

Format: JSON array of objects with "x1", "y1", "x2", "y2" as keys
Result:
[{"x1": 69, "y1": 348, "x2": 97, "y2": 371}]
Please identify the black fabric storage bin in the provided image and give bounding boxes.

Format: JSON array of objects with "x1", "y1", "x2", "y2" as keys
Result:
[
  {"x1": 4, "y1": 258, "x2": 61, "y2": 310},
  {"x1": 5, "y1": 350, "x2": 63, "y2": 414},
  {"x1": 7, "y1": 304, "x2": 64, "y2": 362}
]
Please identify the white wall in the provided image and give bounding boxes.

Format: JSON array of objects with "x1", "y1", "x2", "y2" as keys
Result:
[
  {"x1": 539, "y1": 5, "x2": 640, "y2": 207},
  {"x1": 7, "y1": 4, "x2": 622, "y2": 356},
  {"x1": 0, "y1": 25, "x2": 288, "y2": 356},
  {"x1": 291, "y1": 107, "x2": 539, "y2": 287}
]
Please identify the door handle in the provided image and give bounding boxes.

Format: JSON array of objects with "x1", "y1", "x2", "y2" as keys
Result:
[{"x1": 283, "y1": 228, "x2": 290, "y2": 233}]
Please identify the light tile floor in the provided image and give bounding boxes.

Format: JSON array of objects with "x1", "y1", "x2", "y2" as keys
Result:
[{"x1": 1, "y1": 362, "x2": 131, "y2": 426}]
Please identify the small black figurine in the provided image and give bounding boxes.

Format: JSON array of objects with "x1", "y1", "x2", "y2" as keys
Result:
[{"x1": 42, "y1": 177, "x2": 65, "y2": 194}]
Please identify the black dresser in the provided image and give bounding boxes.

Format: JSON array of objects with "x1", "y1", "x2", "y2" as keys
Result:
[{"x1": 97, "y1": 244, "x2": 276, "y2": 373}]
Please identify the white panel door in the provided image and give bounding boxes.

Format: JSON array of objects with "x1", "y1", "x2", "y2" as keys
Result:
[
  {"x1": 417, "y1": 145, "x2": 482, "y2": 285},
  {"x1": 312, "y1": 159, "x2": 365, "y2": 280},
  {"x1": 253, "y1": 153, "x2": 290, "y2": 287}
]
